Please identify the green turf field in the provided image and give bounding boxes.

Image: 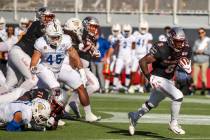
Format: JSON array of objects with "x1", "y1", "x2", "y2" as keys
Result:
[{"x1": 1, "y1": 93, "x2": 210, "y2": 140}]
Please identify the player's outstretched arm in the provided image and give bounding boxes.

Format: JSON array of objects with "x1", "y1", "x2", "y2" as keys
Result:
[
  {"x1": 139, "y1": 54, "x2": 156, "y2": 80},
  {"x1": 30, "y1": 50, "x2": 42, "y2": 74},
  {"x1": 68, "y1": 47, "x2": 83, "y2": 69}
]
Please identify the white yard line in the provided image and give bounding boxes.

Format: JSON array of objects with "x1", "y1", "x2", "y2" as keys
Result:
[
  {"x1": 99, "y1": 112, "x2": 210, "y2": 125},
  {"x1": 93, "y1": 94, "x2": 210, "y2": 104}
]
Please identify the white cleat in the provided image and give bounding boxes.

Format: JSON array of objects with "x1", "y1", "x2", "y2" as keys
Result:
[
  {"x1": 128, "y1": 120, "x2": 135, "y2": 136},
  {"x1": 58, "y1": 120, "x2": 66, "y2": 126},
  {"x1": 169, "y1": 121, "x2": 185, "y2": 135},
  {"x1": 85, "y1": 112, "x2": 101, "y2": 122},
  {"x1": 128, "y1": 86, "x2": 135, "y2": 94}
]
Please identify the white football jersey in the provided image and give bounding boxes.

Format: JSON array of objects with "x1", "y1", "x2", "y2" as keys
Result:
[
  {"x1": 0, "y1": 29, "x2": 7, "y2": 41},
  {"x1": 108, "y1": 34, "x2": 124, "y2": 48},
  {"x1": 0, "y1": 101, "x2": 32, "y2": 124},
  {"x1": 133, "y1": 31, "x2": 153, "y2": 59},
  {"x1": 118, "y1": 35, "x2": 135, "y2": 59},
  {"x1": 34, "y1": 34, "x2": 72, "y2": 73}
]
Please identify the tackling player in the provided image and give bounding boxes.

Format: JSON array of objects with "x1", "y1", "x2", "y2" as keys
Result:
[
  {"x1": 30, "y1": 21, "x2": 99, "y2": 122},
  {"x1": 128, "y1": 27, "x2": 192, "y2": 135},
  {"x1": 63, "y1": 17, "x2": 101, "y2": 119},
  {"x1": 0, "y1": 7, "x2": 55, "y2": 94}
]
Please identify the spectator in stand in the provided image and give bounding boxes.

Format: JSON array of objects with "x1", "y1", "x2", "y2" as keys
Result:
[
  {"x1": 192, "y1": 27, "x2": 210, "y2": 95},
  {"x1": 5, "y1": 25, "x2": 18, "y2": 50},
  {"x1": 90, "y1": 34, "x2": 111, "y2": 93}
]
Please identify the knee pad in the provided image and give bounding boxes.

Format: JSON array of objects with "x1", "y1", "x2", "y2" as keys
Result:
[
  {"x1": 174, "y1": 98, "x2": 183, "y2": 102},
  {"x1": 140, "y1": 101, "x2": 155, "y2": 113}
]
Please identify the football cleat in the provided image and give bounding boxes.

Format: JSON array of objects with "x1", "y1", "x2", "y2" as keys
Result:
[
  {"x1": 128, "y1": 112, "x2": 139, "y2": 136},
  {"x1": 85, "y1": 112, "x2": 101, "y2": 122},
  {"x1": 58, "y1": 120, "x2": 65, "y2": 126},
  {"x1": 169, "y1": 121, "x2": 185, "y2": 135},
  {"x1": 69, "y1": 101, "x2": 81, "y2": 118}
]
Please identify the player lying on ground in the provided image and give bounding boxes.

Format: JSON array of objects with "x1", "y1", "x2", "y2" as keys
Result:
[{"x1": 0, "y1": 98, "x2": 51, "y2": 131}]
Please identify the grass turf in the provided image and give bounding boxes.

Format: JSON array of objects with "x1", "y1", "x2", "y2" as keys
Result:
[{"x1": 0, "y1": 93, "x2": 210, "y2": 140}]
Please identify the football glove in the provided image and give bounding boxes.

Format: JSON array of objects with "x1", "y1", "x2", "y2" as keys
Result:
[
  {"x1": 6, "y1": 120, "x2": 21, "y2": 131},
  {"x1": 30, "y1": 66, "x2": 40, "y2": 75},
  {"x1": 149, "y1": 75, "x2": 161, "y2": 89},
  {"x1": 178, "y1": 57, "x2": 192, "y2": 74}
]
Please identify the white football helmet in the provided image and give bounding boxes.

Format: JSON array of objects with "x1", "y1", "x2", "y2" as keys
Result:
[
  {"x1": 31, "y1": 98, "x2": 51, "y2": 125},
  {"x1": 139, "y1": 20, "x2": 149, "y2": 34},
  {"x1": 19, "y1": 17, "x2": 29, "y2": 30},
  {"x1": 0, "y1": 17, "x2": 6, "y2": 30},
  {"x1": 45, "y1": 21, "x2": 63, "y2": 47},
  {"x1": 111, "y1": 24, "x2": 121, "y2": 37},
  {"x1": 64, "y1": 18, "x2": 83, "y2": 35},
  {"x1": 122, "y1": 24, "x2": 132, "y2": 37}
]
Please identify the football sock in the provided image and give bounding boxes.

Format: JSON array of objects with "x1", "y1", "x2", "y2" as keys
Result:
[
  {"x1": 84, "y1": 105, "x2": 92, "y2": 114},
  {"x1": 171, "y1": 100, "x2": 182, "y2": 122}
]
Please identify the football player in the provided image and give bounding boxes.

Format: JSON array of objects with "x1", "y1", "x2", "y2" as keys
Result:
[
  {"x1": 128, "y1": 27, "x2": 192, "y2": 135},
  {"x1": 15, "y1": 17, "x2": 29, "y2": 40},
  {"x1": 113, "y1": 24, "x2": 135, "y2": 91},
  {"x1": 63, "y1": 17, "x2": 101, "y2": 119},
  {"x1": 0, "y1": 7, "x2": 55, "y2": 94},
  {"x1": 104, "y1": 23, "x2": 122, "y2": 93},
  {"x1": 0, "y1": 17, "x2": 7, "y2": 41},
  {"x1": 129, "y1": 20, "x2": 153, "y2": 93},
  {"x1": 30, "y1": 21, "x2": 99, "y2": 122},
  {"x1": 0, "y1": 98, "x2": 51, "y2": 131}
]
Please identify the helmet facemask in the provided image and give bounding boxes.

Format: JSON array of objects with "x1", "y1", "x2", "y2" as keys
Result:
[
  {"x1": 168, "y1": 27, "x2": 186, "y2": 52},
  {"x1": 31, "y1": 98, "x2": 51, "y2": 125},
  {"x1": 45, "y1": 21, "x2": 63, "y2": 48}
]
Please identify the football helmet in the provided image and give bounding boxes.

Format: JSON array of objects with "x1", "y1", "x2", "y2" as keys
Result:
[
  {"x1": 0, "y1": 17, "x2": 6, "y2": 30},
  {"x1": 31, "y1": 98, "x2": 51, "y2": 125},
  {"x1": 82, "y1": 16, "x2": 100, "y2": 37},
  {"x1": 158, "y1": 34, "x2": 167, "y2": 42},
  {"x1": 36, "y1": 7, "x2": 55, "y2": 25},
  {"x1": 122, "y1": 24, "x2": 132, "y2": 38},
  {"x1": 111, "y1": 24, "x2": 121, "y2": 37},
  {"x1": 19, "y1": 17, "x2": 29, "y2": 30},
  {"x1": 64, "y1": 17, "x2": 83, "y2": 36},
  {"x1": 139, "y1": 20, "x2": 149, "y2": 34},
  {"x1": 168, "y1": 27, "x2": 186, "y2": 52},
  {"x1": 45, "y1": 21, "x2": 63, "y2": 47}
]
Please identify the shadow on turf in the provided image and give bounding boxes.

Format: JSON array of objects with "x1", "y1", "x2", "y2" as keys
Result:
[{"x1": 77, "y1": 121, "x2": 174, "y2": 140}]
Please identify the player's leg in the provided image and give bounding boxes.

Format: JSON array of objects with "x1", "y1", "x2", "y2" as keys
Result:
[
  {"x1": 0, "y1": 62, "x2": 20, "y2": 94},
  {"x1": 85, "y1": 68, "x2": 100, "y2": 95},
  {"x1": 129, "y1": 57, "x2": 139, "y2": 93},
  {"x1": 0, "y1": 87, "x2": 27, "y2": 104},
  {"x1": 128, "y1": 89, "x2": 165, "y2": 135},
  {"x1": 0, "y1": 70, "x2": 6, "y2": 86},
  {"x1": 113, "y1": 58, "x2": 123, "y2": 90},
  {"x1": 59, "y1": 64, "x2": 100, "y2": 122},
  {"x1": 95, "y1": 62, "x2": 105, "y2": 92},
  {"x1": 8, "y1": 46, "x2": 38, "y2": 91},
  {"x1": 156, "y1": 76, "x2": 185, "y2": 134},
  {"x1": 125, "y1": 61, "x2": 131, "y2": 91}
]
